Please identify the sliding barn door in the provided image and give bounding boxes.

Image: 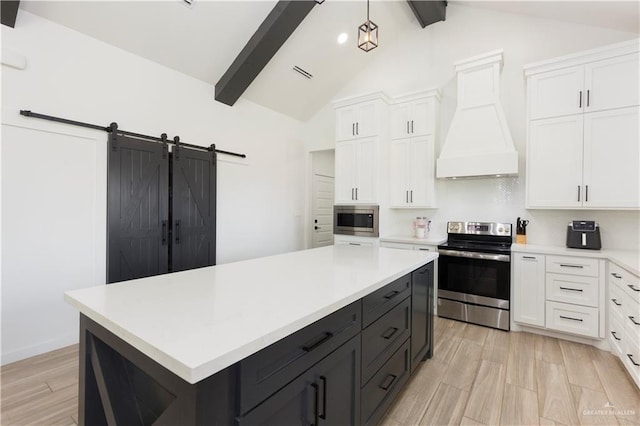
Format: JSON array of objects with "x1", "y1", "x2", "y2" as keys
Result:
[
  {"x1": 107, "y1": 134, "x2": 169, "y2": 283},
  {"x1": 171, "y1": 145, "x2": 217, "y2": 272}
]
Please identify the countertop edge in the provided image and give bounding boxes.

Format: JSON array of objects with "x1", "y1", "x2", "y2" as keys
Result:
[{"x1": 380, "y1": 235, "x2": 447, "y2": 245}]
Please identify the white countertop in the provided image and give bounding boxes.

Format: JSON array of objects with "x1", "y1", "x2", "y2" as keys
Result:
[
  {"x1": 380, "y1": 235, "x2": 447, "y2": 245},
  {"x1": 65, "y1": 245, "x2": 437, "y2": 384},
  {"x1": 512, "y1": 243, "x2": 639, "y2": 276}
]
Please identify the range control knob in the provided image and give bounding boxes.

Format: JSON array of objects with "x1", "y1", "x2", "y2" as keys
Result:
[{"x1": 498, "y1": 227, "x2": 504, "y2": 233}]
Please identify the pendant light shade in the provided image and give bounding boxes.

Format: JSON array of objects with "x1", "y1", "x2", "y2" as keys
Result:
[{"x1": 358, "y1": 0, "x2": 378, "y2": 52}]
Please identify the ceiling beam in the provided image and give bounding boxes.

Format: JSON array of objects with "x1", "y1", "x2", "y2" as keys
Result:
[
  {"x1": 214, "y1": 0, "x2": 317, "y2": 107},
  {"x1": 406, "y1": 0, "x2": 447, "y2": 29},
  {"x1": 1, "y1": 1, "x2": 20, "y2": 28}
]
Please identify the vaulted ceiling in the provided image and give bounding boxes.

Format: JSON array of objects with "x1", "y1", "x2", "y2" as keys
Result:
[{"x1": 18, "y1": 1, "x2": 639, "y2": 122}]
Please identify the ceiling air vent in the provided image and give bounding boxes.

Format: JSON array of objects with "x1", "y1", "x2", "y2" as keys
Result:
[{"x1": 293, "y1": 65, "x2": 313, "y2": 79}]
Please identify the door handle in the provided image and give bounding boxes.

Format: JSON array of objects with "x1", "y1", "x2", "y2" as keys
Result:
[
  {"x1": 318, "y1": 376, "x2": 326, "y2": 420},
  {"x1": 161, "y1": 220, "x2": 168, "y2": 245},
  {"x1": 577, "y1": 185, "x2": 581, "y2": 202},
  {"x1": 579, "y1": 91, "x2": 582, "y2": 108},
  {"x1": 352, "y1": 123, "x2": 355, "y2": 136},
  {"x1": 174, "y1": 220, "x2": 181, "y2": 244},
  {"x1": 585, "y1": 184, "x2": 589, "y2": 202},
  {"x1": 587, "y1": 89, "x2": 590, "y2": 107},
  {"x1": 411, "y1": 120, "x2": 414, "y2": 133},
  {"x1": 356, "y1": 122, "x2": 359, "y2": 135},
  {"x1": 355, "y1": 187, "x2": 358, "y2": 200},
  {"x1": 410, "y1": 190, "x2": 413, "y2": 203}
]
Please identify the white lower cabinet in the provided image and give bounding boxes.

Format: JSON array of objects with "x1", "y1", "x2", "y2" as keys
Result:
[
  {"x1": 334, "y1": 235, "x2": 378, "y2": 247},
  {"x1": 608, "y1": 261, "x2": 640, "y2": 388},
  {"x1": 513, "y1": 253, "x2": 546, "y2": 327},
  {"x1": 513, "y1": 251, "x2": 605, "y2": 339}
]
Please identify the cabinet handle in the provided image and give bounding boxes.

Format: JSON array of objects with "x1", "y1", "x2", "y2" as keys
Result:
[
  {"x1": 579, "y1": 91, "x2": 582, "y2": 108},
  {"x1": 384, "y1": 290, "x2": 400, "y2": 300},
  {"x1": 611, "y1": 298, "x2": 622, "y2": 306},
  {"x1": 411, "y1": 120, "x2": 414, "y2": 133},
  {"x1": 352, "y1": 188, "x2": 355, "y2": 200},
  {"x1": 379, "y1": 374, "x2": 397, "y2": 391},
  {"x1": 559, "y1": 286, "x2": 583, "y2": 292},
  {"x1": 585, "y1": 184, "x2": 589, "y2": 202},
  {"x1": 628, "y1": 284, "x2": 640, "y2": 292},
  {"x1": 628, "y1": 354, "x2": 640, "y2": 366},
  {"x1": 611, "y1": 273, "x2": 622, "y2": 279},
  {"x1": 382, "y1": 327, "x2": 399, "y2": 340},
  {"x1": 174, "y1": 220, "x2": 181, "y2": 244},
  {"x1": 302, "y1": 332, "x2": 334, "y2": 352},
  {"x1": 410, "y1": 190, "x2": 413, "y2": 203},
  {"x1": 577, "y1": 185, "x2": 581, "y2": 202},
  {"x1": 559, "y1": 264, "x2": 584, "y2": 269},
  {"x1": 559, "y1": 315, "x2": 583, "y2": 322},
  {"x1": 318, "y1": 376, "x2": 326, "y2": 420},
  {"x1": 587, "y1": 89, "x2": 590, "y2": 107},
  {"x1": 406, "y1": 121, "x2": 410, "y2": 134},
  {"x1": 348, "y1": 242, "x2": 361, "y2": 246},
  {"x1": 355, "y1": 187, "x2": 358, "y2": 200},
  {"x1": 611, "y1": 331, "x2": 621, "y2": 341},
  {"x1": 308, "y1": 383, "x2": 318, "y2": 426},
  {"x1": 356, "y1": 122, "x2": 359, "y2": 135},
  {"x1": 406, "y1": 190, "x2": 409, "y2": 203},
  {"x1": 161, "y1": 220, "x2": 168, "y2": 245},
  {"x1": 418, "y1": 248, "x2": 430, "y2": 251},
  {"x1": 522, "y1": 256, "x2": 537, "y2": 260},
  {"x1": 629, "y1": 316, "x2": 640, "y2": 326},
  {"x1": 352, "y1": 123, "x2": 355, "y2": 136}
]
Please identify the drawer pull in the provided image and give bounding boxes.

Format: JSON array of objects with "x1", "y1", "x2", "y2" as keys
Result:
[
  {"x1": 611, "y1": 273, "x2": 622, "y2": 279},
  {"x1": 559, "y1": 286, "x2": 583, "y2": 292},
  {"x1": 628, "y1": 284, "x2": 640, "y2": 292},
  {"x1": 628, "y1": 354, "x2": 640, "y2": 367},
  {"x1": 418, "y1": 248, "x2": 430, "y2": 251},
  {"x1": 348, "y1": 242, "x2": 361, "y2": 246},
  {"x1": 522, "y1": 256, "x2": 537, "y2": 260},
  {"x1": 302, "y1": 332, "x2": 334, "y2": 353},
  {"x1": 384, "y1": 290, "x2": 400, "y2": 300},
  {"x1": 559, "y1": 264, "x2": 584, "y2": 269},
  {"x1": 611, "y1": 298, "x2": 622, "y2": 306},
  {"x1": 382, "y1": 327, "x2": 399, "y2": 340},
  {"x1": 611, "y1": 331, "x2": 621, "y2": 341},
  {"x1": 629, "y1": 316, "x2": 640, "y2": 326},
  {"x1": 379, "y1": 374, "x2": 397, "y2": 391},
  {"x1": 559, "y1": 315, "x2": 583, "y2": 322}
]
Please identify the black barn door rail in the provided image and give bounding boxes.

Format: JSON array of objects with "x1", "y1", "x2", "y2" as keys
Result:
[{"x1": 19, "y1": 110, "x2": 246, "y2": 159}]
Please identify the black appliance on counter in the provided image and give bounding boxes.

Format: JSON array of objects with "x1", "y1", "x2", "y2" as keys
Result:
[
  {"x1": 437, "y1": 221, "x2": 512, "y2": 331},
  {"x1": 566, "y1": 220, "x2": 602, "y2": 250}
]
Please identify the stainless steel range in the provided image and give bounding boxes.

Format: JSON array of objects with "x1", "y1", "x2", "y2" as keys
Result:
[{"x1": 437, "y1": 221, "x2": 512, "y2": 331}]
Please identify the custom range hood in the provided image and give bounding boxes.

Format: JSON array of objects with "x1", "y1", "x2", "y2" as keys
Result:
[{"x1": 437, "y1": 49, "x2": 518, "y2": 178}]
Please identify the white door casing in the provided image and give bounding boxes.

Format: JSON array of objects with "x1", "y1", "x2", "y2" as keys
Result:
[{"x1": 312, "y1": 174, "x2": 335, "y2": 248}]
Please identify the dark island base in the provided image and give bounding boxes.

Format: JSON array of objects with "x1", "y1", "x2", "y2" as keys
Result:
[{"x1": 79, "y1": 315, "x2": 236, "y2": 426}]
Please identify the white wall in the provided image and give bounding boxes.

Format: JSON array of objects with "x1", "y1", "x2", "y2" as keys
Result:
[
  {"x1": 304, "y1": 3, "x2": 640, "y2": 249},
  {"x1": 1, "y1": 11, "x2": 305, "y2": 363}
]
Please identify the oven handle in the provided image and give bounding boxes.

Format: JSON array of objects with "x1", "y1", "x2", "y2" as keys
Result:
[{"x1": 438, "y1": 249, "x2": 511, "y2": 263}]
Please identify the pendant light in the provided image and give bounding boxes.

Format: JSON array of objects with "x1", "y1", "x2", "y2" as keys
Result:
[{"x1": 358, "y1": 0, "x2": 378, "y2": 52}]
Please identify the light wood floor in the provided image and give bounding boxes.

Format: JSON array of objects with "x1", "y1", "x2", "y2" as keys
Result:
[{"x1": 1, "y1": 317, "x2": 639, "y2": 425}]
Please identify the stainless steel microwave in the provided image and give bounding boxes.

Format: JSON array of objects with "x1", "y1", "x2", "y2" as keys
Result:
[{"x1": 334, "y1": 205, "x2": 379, "y2": 237}]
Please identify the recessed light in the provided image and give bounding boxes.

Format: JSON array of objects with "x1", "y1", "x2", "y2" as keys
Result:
[{"x1": 337, "y1": 33, "x2": 348, "y2": 44}]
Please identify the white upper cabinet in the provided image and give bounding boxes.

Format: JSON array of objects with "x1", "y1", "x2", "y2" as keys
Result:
[
  {"x1": 528, "y1": 66, "x2": 585, "y2": 120},
  {"x1": 585, "y1": 53, "x2": 640, "y2": 113},
  {"x1": 525, "y1": 39, "x2": 640, "y2": 209},
  {"x1": 388, "y1": 90, "x2": 439, "y2": 208},
  {"x1": 335, "y1": 100, "x2": 380, "y2": 141},
  {"x1": 333, "y1": 93, "x2": 389, "y2": 204},
  {"x1": 528, "y1": 51, "x2": 639, "y2": 120},
  {"x1": 390, "y1": 97, "x2": 435, "y2": 139}
]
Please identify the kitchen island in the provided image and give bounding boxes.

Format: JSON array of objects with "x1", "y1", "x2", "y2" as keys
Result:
[{"x1": 66, "y1": 245, "x2": 438, "y2": 425}]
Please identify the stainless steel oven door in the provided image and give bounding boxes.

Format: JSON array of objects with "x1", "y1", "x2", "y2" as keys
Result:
[
  {"x1": 437, "y1": 249, "x2": 511, "y2": 308},
  {"x1": 333, "y1": 205, "x2": 379, "y2": 237}
]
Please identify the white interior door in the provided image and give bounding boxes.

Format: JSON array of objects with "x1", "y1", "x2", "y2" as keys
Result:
[{"x1": 312, "y1": 174, "x2": 335, "y2": 248}]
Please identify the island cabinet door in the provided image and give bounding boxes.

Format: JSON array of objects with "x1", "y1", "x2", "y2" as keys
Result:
[
  {"x1": 237, "y1": 334, "x2": 361, "y2": 426},
  {"x1": 410, "y1": 262, "x2": 434, "y2": 373}
]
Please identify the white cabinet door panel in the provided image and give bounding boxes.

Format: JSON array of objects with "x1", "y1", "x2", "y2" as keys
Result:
[
  {"x1": 356, "y1": 101, "x2": 378, "y2": 139},
  {"x1": 411, "y1": 98, "x2": 435, "y2": 136},
  {"x1": 409, "y1": 135, "x2": 435, "y2": 207},
  {"x1": 583, "y1": 107, "x2": 640, "y2": 208},
  {"x1": 390, "y1": 104, "x2": 411, "y2": 140},
  {"x1": 513, "y1": 253, "x2": 546, "y2": 327},
  {"x1": 355, "y1": 138, "x2": 377, "y2": 203},
  {"x1": 390, "y1": 139, "x2": 410, "y2": 206},
  {"x1": 335, "y1": 141, "x2": 356, "y2": 203},
  {"x1": 527, "y1": 115, "x2": 584, "y2": 208},
  {"x1": 529, "y1": 66, "x2": 584, "y2": 120},
  {"x1": 336, "y1": 107, "x2": 357, "y2": 141},
  {"x1": 585, "y1": 53, "x2": 640, "y2": 112}
]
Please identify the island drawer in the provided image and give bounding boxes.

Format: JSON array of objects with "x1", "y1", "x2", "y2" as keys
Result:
[
  {"x1": 238, "y1": 300, "x2": 361, "y2": 415},
  {"x1": 546, "y1": 273, "x2": 598, "y2": 307},
  {"x1": 362, "y1": 273, "x2": 411, "y2": 327},
  {"x1": 362, "y1": 297, "x2": 411, "y2": 384},
  {"x1": 361, "y1": 339, "x2": 410, "y2": 426},
  {"x1": 546, "y1": 256, "x2": 599, "y2": 277}
]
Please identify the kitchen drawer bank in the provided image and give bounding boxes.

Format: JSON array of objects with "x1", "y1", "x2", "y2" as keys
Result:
[{"x1": 69, "y1": 247, "x2": 436, "y2": 425}]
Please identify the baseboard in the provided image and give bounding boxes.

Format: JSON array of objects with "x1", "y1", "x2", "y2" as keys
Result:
[
  {"x1": 513, "y1": 323, "x2": 610, "y2": 351},
  {"x1": 1, "y1": 333, "x2": 78, "y2": 365}
]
